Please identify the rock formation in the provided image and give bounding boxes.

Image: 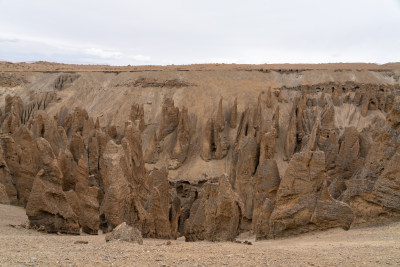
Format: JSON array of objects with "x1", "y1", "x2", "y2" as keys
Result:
[
  {"x1": 284, "y1": 98, "x2": 298, "y2": 160},
  {"x1": 0, "y1": 68, "x2": 399, "y2": 243},
  {"x1": 269, "y1": 151, "x2": 327, "y2": 237},
  {"x1": 0, "y1": 183, "x2": 10, "y2": 204},
  {"x1": 130, "y1": 103, "x2": 145, "y2": 132},
  {"x1": 99, "y1": 140, "x2": 137, "y2": 231},
  {"x1": 158, "y1": 98, "x2": 179, "y2": 140},
  {"x1": 105, "y1": 222, "x2": 143, "y2": 244},
  {"x1": 252, "y1": 159, "x2": 280, "y2": 239},
  {"x1": 310, "y1": 182, "x2": 354, "y2": 230},
  {"x1": 201, "y1": 98, "x2": 230, "y2": 161},
  {"x1": 145, "y1": 168, "x2": 174, "y2": 238},
  {"x1": 170, "y1": 106, "x2": 190, "y2": 169},
  {"x1": 0, "y1": 141, "x2": 17, "y2": 204},
  {"x1": 26, "y1": 138, "x2": 80, "y2": 234},
  {"x1": 266, "y1": 88, "x2": 272, "y2": 108},
  {"x1": 144, "y1": 131, "x2": 160, "y2": 164},
  {"x1": 229, "y1": 98, "x2": 238, "y2": 128},
  {"x1": 184, "y1": 175, "x2": 243, "y2": 241}
]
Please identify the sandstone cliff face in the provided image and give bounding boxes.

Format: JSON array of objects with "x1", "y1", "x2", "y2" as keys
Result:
[
  {"x1": 0, "y1": 68, "x2": 399, "y2": 242},
  {"x1": 26, "y1": 138, "x2": 80, "y2": 234},
  {"x1": 184, "y1": 175, "x2": 243, "y2": 242},
  {"x1": 99, "y1": 140, "x2": 135, "y2": 231}
]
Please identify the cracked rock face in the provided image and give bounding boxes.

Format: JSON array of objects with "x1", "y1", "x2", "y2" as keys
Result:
[
  {"x1": 184, "y1": 175, "x2": 243, "y2": 242},
  {"x1": 26, "y1": 138, "x2": 80, "y2": 234},
  {"x1": 270, "y1": 151, "x2": 326, "y2": 237}
]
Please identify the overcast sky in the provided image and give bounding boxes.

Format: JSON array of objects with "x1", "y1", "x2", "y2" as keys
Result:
[{"x1": 0, "y1": 0, "x2": 399, "y2": 65}]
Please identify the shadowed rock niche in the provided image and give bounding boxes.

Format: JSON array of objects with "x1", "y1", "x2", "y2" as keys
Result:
[{"x1": 0, "y1": 76, "x2": 400, "y2": 242}]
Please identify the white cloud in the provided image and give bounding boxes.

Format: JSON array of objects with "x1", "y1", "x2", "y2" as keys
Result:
[
  {"x1": 0, "y1": 0, "x2": 399, "y2": 65},
  {"x1": 0, "y1": 33, "x2": 151, "y2": 65},
  {"x1": 84, "y1": 48, "x2": 123, "y2": 59},
  {"x1": 84, "y1": 48, "x2": 151, "y2": 62}
]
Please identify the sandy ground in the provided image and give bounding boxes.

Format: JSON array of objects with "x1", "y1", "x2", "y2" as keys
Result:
[{"x1": 0, "y1": 204, "x2": 400, "y2": 266}]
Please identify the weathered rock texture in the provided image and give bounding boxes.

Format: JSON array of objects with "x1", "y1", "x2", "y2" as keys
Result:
[
  {"x1": 1, "y1": 66, "x2": 400, "y2": 242},
  {"x1": 105, "y1": 222, "x2": 143, "y2": 245},
  {"x1": 184, "y1": 175, "x2": 243, "y2": 241},
  {"x1": 26, "y1": 138, "x2": 80, "y2": 234},
  {"x1": 0, "y1": 183, "x2": 10, "y2": 204}
]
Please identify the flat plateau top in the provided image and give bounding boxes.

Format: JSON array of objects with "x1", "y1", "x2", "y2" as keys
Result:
[{"x1": 1, "y1": 61, "x2": 400, "y2": 72}]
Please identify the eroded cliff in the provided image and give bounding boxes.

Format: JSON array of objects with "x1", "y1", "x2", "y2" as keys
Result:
[{"x1": 1, "y1": 62, "x2": 400, "y2": 240}]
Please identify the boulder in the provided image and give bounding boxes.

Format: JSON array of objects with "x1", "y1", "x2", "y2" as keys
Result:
[{"x1": 105, "y1": 222, "x2": 143, "y2": 244}]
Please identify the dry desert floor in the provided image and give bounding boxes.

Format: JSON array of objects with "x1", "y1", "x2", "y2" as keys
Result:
[{"x1": 1, "y1": 204, "x2": 400, "y2": 266}]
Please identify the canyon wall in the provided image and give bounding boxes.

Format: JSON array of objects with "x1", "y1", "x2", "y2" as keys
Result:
[{"x1": 0, "y1": 63, "x2": 400, "y2": 240}]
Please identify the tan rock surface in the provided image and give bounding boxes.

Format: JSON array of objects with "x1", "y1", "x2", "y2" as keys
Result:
[
  {"x1": 105, "y1": 222, "x2": 143, "y2": 245},
  {"x1": 0, "y1": 183, "x2": 10, "y2": 204},
  {"x1": 184, "y1": 175, "x2": 243, "y2": 241},
  {"x1": 1, "y1": 63, "x2": 400, "y2": 241},
  {"x1": 26, "y1": 138, "x2": 79, "y2": 234}
]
